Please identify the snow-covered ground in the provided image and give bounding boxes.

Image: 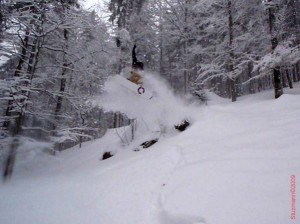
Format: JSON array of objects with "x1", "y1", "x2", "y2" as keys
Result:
[{"x1": 1, "y1": 74, "x2": 300, "y2": 224}]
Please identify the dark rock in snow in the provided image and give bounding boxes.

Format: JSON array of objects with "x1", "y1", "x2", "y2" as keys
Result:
[
  {"x1": 141, "y1": 139, "x2": 158, "y2": 148},
  {"x1": 134, "y1": 139, "x2": 159, "y2": 151},
  {"x1": 102, "y1": 152, "x2": 113, "y2": 160},
  {"x1": 175, "y1": 120, "x2": 190, "y2": 132}
]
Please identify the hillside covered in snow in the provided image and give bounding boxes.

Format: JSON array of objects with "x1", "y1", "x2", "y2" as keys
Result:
[{"x1": 1, "y1": 73, "x2": 299, "y2": 224}]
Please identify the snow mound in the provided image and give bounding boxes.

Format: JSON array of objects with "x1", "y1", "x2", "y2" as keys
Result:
[{"x1": 98, "y1": 72, "x2": 196, "y2": 134}]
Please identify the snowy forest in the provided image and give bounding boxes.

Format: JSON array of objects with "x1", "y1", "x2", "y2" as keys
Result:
[
  {"x1": 1, "y1": 0, "x2": 300, "y2": 178},
  {"x1": 1, "y1": 0, "x2": 300, "y2": 223}
]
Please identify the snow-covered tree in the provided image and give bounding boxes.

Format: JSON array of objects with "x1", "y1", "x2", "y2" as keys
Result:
[{"x1": 1, "y1": 0, "x2": 115, "y2": 180}]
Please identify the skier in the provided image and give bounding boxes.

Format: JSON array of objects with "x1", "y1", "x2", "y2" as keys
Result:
[
  {"x1": 129, "y1": 45, "x2": 144, "y2": 85},
  {"x1": 132, "y1": 45, "x2": 144, "y2": 71}
]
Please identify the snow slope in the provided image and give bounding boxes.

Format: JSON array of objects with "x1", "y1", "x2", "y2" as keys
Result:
[{"x1": 1, "y1": 76, "x2": 300, "y2": 224}]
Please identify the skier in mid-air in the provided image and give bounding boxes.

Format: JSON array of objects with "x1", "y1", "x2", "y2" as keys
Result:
[
  {"x1": 129, "y1": 45, "x2": 144, "y2": 85},
  {"x1": 132, "y1": 45, "x2": 144, "y2": 70}
]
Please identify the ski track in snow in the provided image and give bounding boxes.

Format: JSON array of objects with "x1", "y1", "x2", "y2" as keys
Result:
[{"x1": 155, "y1": 146, "x2": 207, "y2": 224}]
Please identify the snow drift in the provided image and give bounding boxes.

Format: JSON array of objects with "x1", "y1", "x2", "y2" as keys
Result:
[{"x1": 1, "y1": 80, "x2": 300, "y2": 224}]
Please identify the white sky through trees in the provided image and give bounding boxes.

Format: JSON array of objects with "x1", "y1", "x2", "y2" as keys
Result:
[{"x1": 81, "y1": 0, "x2": 104, "y2": 9}]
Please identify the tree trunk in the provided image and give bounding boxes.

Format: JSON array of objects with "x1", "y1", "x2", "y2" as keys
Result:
[
  {"x1": 230, "y1": 78, "x2": 237, "y2": 102},
  {"x1": 3, "y1": 138, "x2": 18, "y2": 181},
  {"x1": 296, "y1": 62, "x2": 300, "y2": 81},
  {"x1": 158, "y1": 0, "x2": 163, "y2": 77},
  {"x1": 292, "y1": 64, "x2": 296, "y2": 82},
  {"x1": 286, "y1": 69, "x2": 293, "y2": 89},
  {"x1": 268, "y1": 0, "x2": 283, "y2": 99},
  {"x1": 183, "y1": 0, "x2": 189, "y2": 94},
  {"x1": 79, "y1": 113, "x2": 85, "y2": 148},
  {"x1": 131, "y1": 119, "x2": 135, "y2": 142},
  {"x1": 273, "y1": 67, "x2": 282, "y2": 98},
  {"x1": 53, "y1": 24, "x2": 69, "y2": 151},
  {"x1": 3, "y1": 114, "x2": 23, "y2": 181},
  {"x1": 0, "y1": 0, "x2": 3, "y2": 41},
  {"x1": 227, "y1": 0, "x2": 236, "y2": 102},
  {"x1": 55, "y1": 64, "x2": 67, "y2": 116}
]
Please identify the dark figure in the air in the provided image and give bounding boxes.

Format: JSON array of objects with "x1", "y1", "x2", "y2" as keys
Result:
[{"x1": 132, "y1": 45, "x2": 144, "y2": 71}]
